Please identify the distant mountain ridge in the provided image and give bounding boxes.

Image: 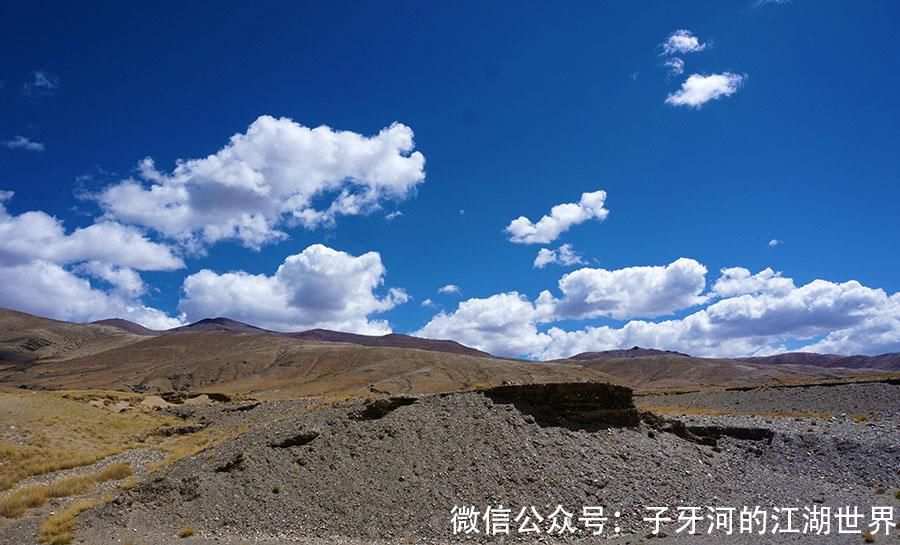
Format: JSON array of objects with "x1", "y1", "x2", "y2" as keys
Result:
[
  {"x1": 568, "y1": 346, "x2": 692, "y2": 360},
  {"x1": 91, "y1": 316, "x2": 493, "y2": 358},
  {"x1": 2, "y1": 308, "x2": 897, "y2": 396},
  {"x1": 738, "y1": 352, "x2": 900, "y2": 371}
]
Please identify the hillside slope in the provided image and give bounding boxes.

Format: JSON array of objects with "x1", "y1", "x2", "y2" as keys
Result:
[
  {"x1": 0, "y1": 308, "x2": 144, "y2": 365},
  {"x1": 1, "y1": 331, "x2": 613, "y2": 398}
]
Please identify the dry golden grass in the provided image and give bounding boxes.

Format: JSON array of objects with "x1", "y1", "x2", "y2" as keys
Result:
[
  {"x1": 178, "y1": 525, "x2": 195, "y2": 538},
  {"x1": 94, "y1": 462, "x2": 133, "y2": 482},
  {"x1": 37, "y1": 498, "x2": 97, "y2": 545},
  {"x1": 0, "y1": 462, "x2": 132, "y2": 519},
  {"x1": 147, "y1": 425, "x2": 249, "y2": 475},
  {"x1": 0, "y1": 390, "x2": 179, "y2": 491}
]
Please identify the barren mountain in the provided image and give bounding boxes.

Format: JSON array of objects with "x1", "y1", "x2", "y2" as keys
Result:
[
  {"x1": 0, "y1": 330, "x2": 613, "y2": 399},
  {"x1": 1, "y1": 309, "x2": 895, "y2": 396},
  {"x1": 564, "y1": 353, "x2": 881, "y2": 391},
  {"x1": 95, "y1": 317, "x2": 492, "y2": 358},
  {"x1": 287, "y1": 329, "x2": 493, "y2": 358},
  {"x1": 738, "y1": 351, "x2": 900, "y2": 371},
  {"x1": 0, "y1": 308, "x2": 144, "y2": 365},
  {"x1": 91, "y1": 318, "x2": 162, "y2": 336},
  {"x1": 567, "y1": 346, "x2": 692, "y2": 360}
]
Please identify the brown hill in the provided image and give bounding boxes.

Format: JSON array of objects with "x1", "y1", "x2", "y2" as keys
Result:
[
  {"x1": 91, "y1": 318, "x2": 162, "y2": 336},
  {"x1": 169, "y1": 317, "x2": 274, "y2": 334},
  {"x1": 569, "y1": 346, "x2": 692, "y2": 360}
]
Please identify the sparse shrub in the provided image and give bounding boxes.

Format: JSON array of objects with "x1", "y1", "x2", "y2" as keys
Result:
[
  {"x1": 0, "y1": 462, "x2": 133, "y2": 519},
  {"x1": 272, "y1": 484, "x2": 281, "y2": 494},
  {"x1": 0, "y1": 484, "x2": 49, "y2": 518},
  {"x1": 895, "y1": 489, "x2": 900, "y2": 500},
  {"x1": 38, "y1": 498, "x2": 97, "y2": 544},
  {"x1": 95, "y1": 462, "x2": 133, "y2": 482},
  {"x1": 178, "y1": 526, "x2": 195, "y2": 538},
  {"x1": 874, "y1": 486, "x2": 886, "y2": 495},
  {"x1": 862, "y1": 530, "x2": 875, "y2": 542}
]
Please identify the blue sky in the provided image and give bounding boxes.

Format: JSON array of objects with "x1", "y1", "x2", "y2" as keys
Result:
[{"x1": 1, "y1": 1, "x2": 899, "y2": 358}]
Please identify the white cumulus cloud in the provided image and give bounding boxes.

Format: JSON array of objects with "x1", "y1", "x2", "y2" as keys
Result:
[
  {"x1": 415, "y1": 292, "x2": 549, "y2": 357},
  {"x1": 0, "y1": 192, "x2": 185, "y2": 329},
  {"x1": 178, "y1": 244, "x2": 407, "y2": 334},
  {"x1": 712, "y1": 267, "x2": 793, "y2": 298},
  {"x1": 666, "y1": 73, "x2": 745, "y2": 108},
  {"x1": 99, "y1": 116, "x2": 426, "y2": 250},
  {"x1": 417, "y1": 262, "x2": 899, "y2": 360},
  {"x1": 505, "y1": 190, "x2": 609, "y2": 244},
  {"x1": 0, "y1": 260, "x2": 184, "y2": 330},
  {"x1": 438, "y1": 284, "x2": 461, "y2": 295},
  {"x1": 541, "y1": 258, "x2": 709, "y2": 321},
  {"x1": 0, "y1": 193, "x2": 183, "y2": 271}
]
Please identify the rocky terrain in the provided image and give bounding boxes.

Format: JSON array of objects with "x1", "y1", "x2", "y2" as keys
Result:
[{"x1": 68, "y1": 382, "x2": 899, "y2": 545}]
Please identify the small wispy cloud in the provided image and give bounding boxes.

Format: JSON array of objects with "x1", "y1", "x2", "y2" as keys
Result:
[
  {"x1": 385, "y1": 210, "x2": 403, "y2": 221},
  {"x1": 754, "y1": 0, "x2": 790, "y2": 7},
  {"x1": 664, "y1": 57, "x2": 685, "y2": 76},
  {"x1": 438, "y1": 284, "x2": 461, "y2": 295},
  {"x1": 3, "y1": 135, "x2": 45, "y2": 152},
  {"x1": 21, "y1": 71, "x2": 60, "y2": 97},
  {"x1": 768, "y1": 239, "x2": 783, "y2": 248},
  {"x1": 662, "y1": 30, "x2": 708, "y2": 55},
  {"x1": 666, "y1": 72, "x2": 745, "y2": 108},
  {"x1": 533, "y1": 243, "x2": 586, "y2": 269},
  {"x1": 421, "y1": 298, "x2": 436, "y2": 308}
]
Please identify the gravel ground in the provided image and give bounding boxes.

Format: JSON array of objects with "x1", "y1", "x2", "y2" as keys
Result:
[{"x1": 76, "y1": 385, "x2": 899, "y2": 545}]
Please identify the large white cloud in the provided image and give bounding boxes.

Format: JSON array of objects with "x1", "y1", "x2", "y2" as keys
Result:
[
  {"x1": 99, "y1": 116, "x2": 426, "y2": 250},
  {"x1": 536, "y1": 277, "x2": 895, "y2": 359},
  {"x1": 505, "y1": 190, "x2": 608, "y2": 244},
  {"x1": 539, "y1": 258, "x2": 709, "y2": 320},
  {"x1": 666, "y1": 73, "x2": 744, "y2": 108},
  {"x1": 417, "y1": 263, "x2": 899, "y2": 359},
  {"x1": 178, "y1": 244, "x2": 407, "y2": 334},
  {"x1": 0, "y1": 260, "x2": 184, "y2": 330},
  {"x1": 662, "y1": 30, "x2": 707, "y2": 55}
]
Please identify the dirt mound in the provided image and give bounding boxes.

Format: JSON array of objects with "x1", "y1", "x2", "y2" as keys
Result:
[{"x1": 78, "y1": 385, "x2": 897, "y2": 544}]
